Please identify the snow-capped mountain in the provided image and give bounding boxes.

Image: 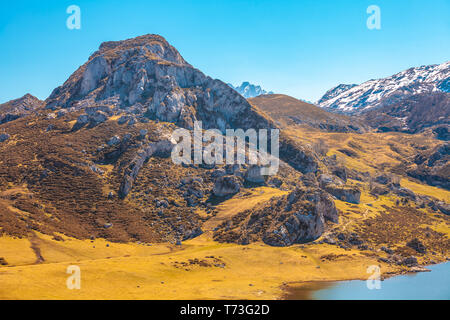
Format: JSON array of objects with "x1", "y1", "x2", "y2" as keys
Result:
[
  {"x1": 318, "y1": 61, "x2": 450, "y2": 114},
  {"x1": 318, "y1": 84, "x2": 357, "y2": 105},
  {"x1": 228, "y1": 82, "x2": 273, "y2": 98}
]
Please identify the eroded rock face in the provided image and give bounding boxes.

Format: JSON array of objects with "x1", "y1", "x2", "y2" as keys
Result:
[
  {"x1": 318, "y1": 174, "x2": 344, "y2": 188},
  {"x1": 317, "y1": 173, "x2": 361, "y2": 204},
  {"x1": 119, "y1": 137, "x2": 176, "y2": 199},
  {"x1": 214, "y1": 188, "x2": 338, "y2": 246},
  {"x1": 324, "y1": 184, "x2": 361, "y2": 204}
]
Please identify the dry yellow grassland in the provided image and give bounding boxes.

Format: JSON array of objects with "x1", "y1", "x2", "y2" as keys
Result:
[
  {"x1": 0, "y1": 129, "x2": 448, "y2": 300},
  {"x1": 3, "y1": 182, "x2": 447, "y2": 300}
]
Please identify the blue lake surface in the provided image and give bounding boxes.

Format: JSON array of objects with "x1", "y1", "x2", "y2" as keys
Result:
[{"x1": 313, "y1": 263, "x2": 450, "y2": 300}]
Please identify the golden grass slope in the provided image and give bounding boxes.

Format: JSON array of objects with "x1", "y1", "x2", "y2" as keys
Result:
[{"x1": 1, "y1": 185, "x2": 448, "y2": 300}]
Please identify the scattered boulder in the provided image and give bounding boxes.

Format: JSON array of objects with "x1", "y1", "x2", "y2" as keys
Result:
[
  {"x1": 128, "y1": 117, "x2": 137, "y2": 126},
  {"x1": 139, "y1": 129, "x2": 148, "y2": 139},
  {"x1": 57, "y1": 109, "x2": 67, "y2": 118},
  {"x1": 118, "y1": 115, "x2": 130, "y2": 125},
  {"x1": 318, "y1": 174, "x2": 344, "y2": 188},
  {"x1": 406, "y1": 238, "x2": 427, "y2": 254},
  {"x1": 211, "y1": 169, "x2": 226, "y2": 178},
  {"x1": 394, "y1": 187, "x2": 416, "y2": 201},
  {"x1": 91, "y1": 111, "x2": 108, "y2": 124},
  {"x1": 268, "y1": 177, "x2": 283, "y2": 188},
  {"x1": 72, "y1": 111, "x2": 108, "y2": 130},
  {"x1": 0, "y1": 133, "x2": 11, "y2": 142},
  {"x1": 72, "y1": 114, "x2": 89, "y2": 130},
  {"x1": 348, "y1": 233, "x2": 363, "y2": 246},
  {"x1": 380, "y1": 246, "x2": 393, "y2": 254},
  {"x1": 155, "y1": 199, "x2": 169, "y2": 208},
  {"x1": 374, "y1": 174, "x2": 393, "y2": 185},
  {"x1": 332, "y1": 166, "x2": 348, "y2": 183},
  {"x1": 244, "y1": 165, "x2": 266, "y2": 184},
  {"x1": 370, "y1": 182, "x2": 390, "y2": 196},
  {"x1": 213, "y1": 175, "x2": 242, "y2": 197},
  {"x1": 182, "y1": 227, "x2": 203, "y2": 240},
  {"x1": 436, "y1": 201, "x2": 450, "y2": 215},
  {"x1": 107, "y1": 135, "x2": 121, "y2": 146},
  {"x1": 0, "y1": 257, "x2": 8, "y2": 266},
  {"x1": 401, "y1": 256, "x2": 418, "y2": 267}
]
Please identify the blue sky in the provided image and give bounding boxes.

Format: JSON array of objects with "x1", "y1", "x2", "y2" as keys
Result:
[{"x1": 0, "y1": 0, "x2": 449, "y2": 104}]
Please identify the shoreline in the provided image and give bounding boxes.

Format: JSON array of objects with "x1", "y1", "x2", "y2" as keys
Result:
[{"x1": 280, "y1": 261, "x2": 448, "y2": 300}]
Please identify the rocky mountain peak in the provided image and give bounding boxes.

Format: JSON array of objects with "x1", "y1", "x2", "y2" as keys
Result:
[
  {"x1": 1, "y1": 93, "x2": 41, "y2": 109},
  {"x1": 96, "y1": 34, "x2": 189, "y2": 66},
  {"x1": 0, "y1": 93, "x2": 43, "y2": 124},
  {"x1": 228, "y1": 82, "x2": 274, "y2": 99},
  {"x1": 44, "y1": 34, "x2": 263, "y2": 132}
]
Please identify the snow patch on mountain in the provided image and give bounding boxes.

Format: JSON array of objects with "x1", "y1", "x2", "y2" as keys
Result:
[
  {"x1": 318, "y1": 61, "x2": 450, "y2": 114},
  {"x1": 228, "y1": 82, "x2": 273, "y2": 98}
]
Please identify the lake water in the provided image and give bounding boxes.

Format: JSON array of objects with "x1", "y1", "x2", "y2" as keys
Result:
[{"x1": 285, "y1": 262, "x2": 450, "y2": 300}]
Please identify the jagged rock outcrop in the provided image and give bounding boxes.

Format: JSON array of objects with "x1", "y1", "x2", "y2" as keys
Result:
[
  {"x1": 279, "y1": 137, "x2": 318, "y2": 174},
  {"x1": 119, "y1": 136, "x2": 176, "y2": 198},
  {"x1": 0, "y1": 94, "x2": 43, "y2": 125},
  {"x1": 324, "y1": 185, "x2": 361, "y2": 204},
  {"x1": 45, "y1": 35, "x2": 267, "y2": 133},
  {"x1": 214, "y1": 188, "x2": 338, "y2": 246},
  {"x1": 318, "y1": 173, "x2": 361, "y2": 204},
  {"x1": 408, "y1": 143, "x2": 449, "y2": 190},
  {"x1": 436, "y1": 201, "x2": 450, "y2": 215}
]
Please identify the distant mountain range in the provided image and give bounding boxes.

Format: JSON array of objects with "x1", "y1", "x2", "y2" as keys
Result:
[
  {"x1": 228, "y1": 82, "x2": 273, "y2": 98},
  {"x1": 318, "y1": 61, "x2": 449, "y2": 114},
  {"x1": 318, "y1": 61, "x2": 449, "y2": 136}
]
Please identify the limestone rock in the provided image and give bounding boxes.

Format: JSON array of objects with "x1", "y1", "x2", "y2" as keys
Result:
[
  {"x1": 107, "y1": 135, "x2": 121, "y2": 146},
  {"x1": 213, "y1": 175, "x2": 242, "y2": 197},
  {"x1": 244, "y1": 165, "x2": 266, "y2": 184},
  {"x1": 214, "y1": 188, "x2": 338, "y2": 246},
  {"x1": 0, "y1": 133, "x2": 10, "y2": 142},
  {"x1": 324, "y1": 184, "x2": 361, "y2": 204}
]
